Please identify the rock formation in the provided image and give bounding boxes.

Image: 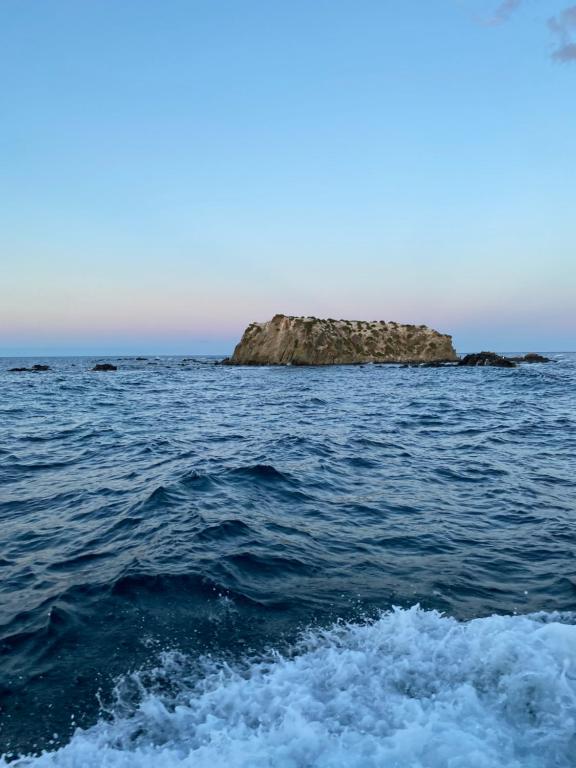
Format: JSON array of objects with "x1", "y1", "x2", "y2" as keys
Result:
[
  {"x1": 458, "y1": 352, "x2": 516, "y2": 368},
  {"x1": 92, "y1": 363, "x2": 117, "y2": 371},
  {"x1": 508, "y1": 353, "x2": 551, "y2": 364},
  {"x1": 9, "y1": 364, "x2": 50, "y2": 372},
  {"x1": 458, "y1": 352, "x2": 552, "y2": 368},
  {"x1": 223, "y1": 314, "x2": 458, "y2": 366}
]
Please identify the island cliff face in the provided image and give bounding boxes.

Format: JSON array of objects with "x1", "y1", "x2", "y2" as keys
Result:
[{"x1": 224, "y1": 315, "x2": 457, "y2": 365}]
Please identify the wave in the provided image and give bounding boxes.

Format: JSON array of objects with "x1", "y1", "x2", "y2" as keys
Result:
[
  {"x1": 229, "y1": 464, "x2": 289, "y2": 480},
  {"x1": 4, "y1": 607, "x2": 575, "y2": 767}
]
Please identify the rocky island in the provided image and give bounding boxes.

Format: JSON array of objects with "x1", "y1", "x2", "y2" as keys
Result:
[{"x1": 223, "y1": 314, "x2": 458, "y2": 365}]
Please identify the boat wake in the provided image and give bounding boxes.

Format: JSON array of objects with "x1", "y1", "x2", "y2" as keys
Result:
[{"x1": 5, "y1": 606, "x2": 576, "y2": 767}]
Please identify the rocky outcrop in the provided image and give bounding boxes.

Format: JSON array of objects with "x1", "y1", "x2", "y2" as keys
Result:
[
  {"x1": 508, "y1": 353, "x2": 551, "y2": 364},
  {"x1": 92, "y1": 363, "x2": 117, "y2": 371},
  {"x1": 458, "y1": 352, "x2": 552, "y2": 368},
  {"x1": 223, "y1": 315, "x2": 458, "y2": 366},
  {"x1": 9, "y1": 364, "x2": 50, "y2": 372},
  {"x1": 459, "y1": 352, "x2": 516, "y2": 368}
]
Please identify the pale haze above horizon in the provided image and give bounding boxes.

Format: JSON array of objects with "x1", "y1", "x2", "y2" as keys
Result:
[{"x1": 1, "y1": 0, "x2": 575, "y2": 356}]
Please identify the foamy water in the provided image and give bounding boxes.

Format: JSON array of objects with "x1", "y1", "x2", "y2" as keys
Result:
[{"x1": 5, "y1": 607, "x2": 576, "y2": 767}]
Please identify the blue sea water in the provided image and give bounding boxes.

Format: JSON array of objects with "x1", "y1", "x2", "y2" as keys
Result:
[{"x1": 1, "y1": 354, "x2": 575, "y2": 766}]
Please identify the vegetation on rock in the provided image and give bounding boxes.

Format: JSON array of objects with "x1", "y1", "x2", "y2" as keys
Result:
[{"x1": 224, "y1": 315, "x2": 458, "y2": 366}]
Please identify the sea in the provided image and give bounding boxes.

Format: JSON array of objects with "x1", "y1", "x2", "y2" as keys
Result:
[{"x1": 1, "y1": 354, "x2": 575, "y2": 767}]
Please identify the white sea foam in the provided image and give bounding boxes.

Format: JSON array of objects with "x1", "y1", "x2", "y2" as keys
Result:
[{"x1": 5, "y1": 607, "x2": 576, "y2": 768}]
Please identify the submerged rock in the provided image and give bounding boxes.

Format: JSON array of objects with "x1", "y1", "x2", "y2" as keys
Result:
[
  {"x1": 458, "y1": 352, "x2": 516, "y2": 368},
  {"x1": 224, "y1": 315, "x2": 458, "y2": 366},
  {"x1": 508, "y1": 353, "x2": 551, "y2": 364},
  {"x1": 92, "y1": 363, "x2": 117, "y2": 371},
  {"x1": 8, "y1": 364, "x2": 50, "y2": 372}
]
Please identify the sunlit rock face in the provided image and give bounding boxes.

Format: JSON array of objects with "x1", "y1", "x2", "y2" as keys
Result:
[{"x1": 224, "y1": 314, "x2": 458, "y2": 365}]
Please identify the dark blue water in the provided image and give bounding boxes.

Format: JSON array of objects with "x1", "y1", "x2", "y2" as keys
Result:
[{"x1": 1, "y1": 355, "x2": 575, "y2": 766}]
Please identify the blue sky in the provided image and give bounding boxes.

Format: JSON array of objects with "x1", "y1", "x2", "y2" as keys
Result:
[{"x1": 1, "y1": 0, "x2": 574, "y2": 355}]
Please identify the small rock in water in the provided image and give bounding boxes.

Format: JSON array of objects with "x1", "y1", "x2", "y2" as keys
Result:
[
  {"x1": 458, "y1": 352, "x2": 516, "y2": 368},
  {"x1": 523, "y1": 352, "x2": 550, "y2": 363},
  {"x1": 91, "y1": 363, "x2": 118, "y2": 371},
  {"x1": 508, "y1": 353, "x2": 551, "y2": 364},
  {"x1": 8, "y1": 364, "x2": 50, "y2": 372}
]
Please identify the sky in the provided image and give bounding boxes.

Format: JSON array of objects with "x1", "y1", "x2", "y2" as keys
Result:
[{"x1": 1, "y1": 0, "x2": 574, "y2": 355}]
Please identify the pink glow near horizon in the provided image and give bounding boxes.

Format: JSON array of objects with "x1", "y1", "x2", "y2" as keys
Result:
[{"x1": 2, "y1": 303, "x2": 574, "y2": 346}]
